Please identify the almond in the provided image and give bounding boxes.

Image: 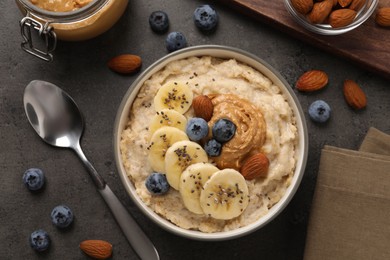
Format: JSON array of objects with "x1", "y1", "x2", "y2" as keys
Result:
[
  {"x1": 338, "y1": 0, "x2": 352, "y2": 7},
  {"x1": 343, "y1": 79, "x2": 367, "y2": 109},
  {"x1": 376, "y1": 7, "x2": 390, "y2": 27},
  {"x1": 329, "y1": 9, "x2": 357, "y2": 28},
  {"x1": 241, "y1": 153, "x2": 269, "y2": 180},
  {"x1": 108, "y1": 54, "x2": 142, "y2": 74},
  {"x1": 349, "y1": 0, "x2": 365, "y2": 11},
  {"x1": 307, "y1": 0, "x2": 334, "y2": 24},
  {"x1": 192, "y1": 95, "x2": 214, "y2": 121},
  {"x1": 291, "y1": 0, "x2": 314, "y2": 15},
  {"x1": 80, "y1": 240, "x2": 113, "y2": 260},
  {"x1": 296, "y1": 70, "x2": 328, "y2": 92}
]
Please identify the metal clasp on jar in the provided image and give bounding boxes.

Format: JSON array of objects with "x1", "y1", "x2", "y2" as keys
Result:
[{"x1": 20, "y1": 15, "x2": 57, "y2": 62}]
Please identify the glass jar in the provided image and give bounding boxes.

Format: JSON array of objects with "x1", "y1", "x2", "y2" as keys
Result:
[{"x1": 16, "y1": 0, "x2": 128, "y2": 61}]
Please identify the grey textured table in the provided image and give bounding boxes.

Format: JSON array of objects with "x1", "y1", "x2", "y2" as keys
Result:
[{"x1": 1, "y1": 1, "x2": 389, "y2": 259}]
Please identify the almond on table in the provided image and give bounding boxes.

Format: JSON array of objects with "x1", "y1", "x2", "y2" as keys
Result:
[
  {"x1": 343, "y1": 79, "x2": 367, "y2": 110},
  {"x1": 376, "y1": 7, "x2": 390, "y2": 27},
  {"x1": 79, "y1": 240, "x2": 113, "y2": 260},
  {"x1": 296, "y1": 70, "x2": 328, "y2": 92},
  {"x1": 107, "y1": 54, "x2": 142, "y2": 74}
]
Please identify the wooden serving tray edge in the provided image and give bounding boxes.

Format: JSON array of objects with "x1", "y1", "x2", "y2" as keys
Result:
[{"x1": 217, "y1": 0, "x2": 390, "y2": 80}]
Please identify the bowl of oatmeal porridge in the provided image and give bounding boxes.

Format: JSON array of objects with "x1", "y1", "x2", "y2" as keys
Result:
[{"x1": 114, "y1": 45, "x2": 308, "y2": 240}]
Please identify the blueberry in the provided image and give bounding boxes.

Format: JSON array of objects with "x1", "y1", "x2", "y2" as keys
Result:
[
  {"x1": 165, "y1": 32, "x2": 187, "y2": 52},
  {"x1": 29, "y1": 229, "x2": 50, "y2": 252},
  {"x1": 145, "y1": 173, "x2": 170, "y2": 195},
  {"x1": 22, "y1": 168, "x2": 45, "y2": 191},
  {"x1": 149, "y1": 11, "x2": 169, "y2": 33},
  {"x1": 212, "y1": 119, "x2": 236, "y2": 143},
  {"x1": 193, "y1": 4, "x2": 219, "y2": 31},
  {"x1": 308, "y1": 100, "x2": 331, "y2": 123},
  {"x1": 186, "y1": 117, "x2": 209, "y2": 141},
  {"x1": 204, "y1": 139, "x2": 222, "y2": 157},
  {"x1": 51, "y1": 205, "x2": 74, "y2": 229}
]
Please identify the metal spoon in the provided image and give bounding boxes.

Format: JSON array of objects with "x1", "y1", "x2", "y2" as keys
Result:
[{"x1": 23, "y1": 80, "x2": 159, "y2": 260}]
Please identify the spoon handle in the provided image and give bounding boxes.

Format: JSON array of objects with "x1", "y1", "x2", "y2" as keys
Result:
[
  {"x1": 99, "y1": 185, "x2": 160, "y2": 260},
  {"x1": 73, "y1": 143, "x2": 160, "y2": 260},
  {"x1": 73, "y1": 143, "x2": 106, "y2": 190}
]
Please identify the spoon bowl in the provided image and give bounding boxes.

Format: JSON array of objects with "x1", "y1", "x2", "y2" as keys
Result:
[
  {"x1": 24, "y1": 80, "x2": 83, "y2": 148},
  {"x1": 23, "y1": 80, "x2": 159, "y2": 260}
]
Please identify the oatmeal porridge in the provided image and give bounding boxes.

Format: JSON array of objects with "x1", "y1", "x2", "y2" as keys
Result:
[{"x1": 120, "y1": 56, "x2": 298, "y2": 233}]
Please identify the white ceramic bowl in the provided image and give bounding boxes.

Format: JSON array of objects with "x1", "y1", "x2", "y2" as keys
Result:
[{"x1": 114, "y1": 45, "x2": 308, "y2": 241}]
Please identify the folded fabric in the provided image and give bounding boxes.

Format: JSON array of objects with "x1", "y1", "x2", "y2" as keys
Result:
[
  {"x1": 304, "y1": 128, "x2": 390, "y2": 260},
  {"x1": 360, "y1": 127, "x2": 390, "y2": 156}
]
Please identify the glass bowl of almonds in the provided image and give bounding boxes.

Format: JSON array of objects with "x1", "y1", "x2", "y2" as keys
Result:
[{"x1": 284, "y1": 0, "x2": 379, "y2": 35}]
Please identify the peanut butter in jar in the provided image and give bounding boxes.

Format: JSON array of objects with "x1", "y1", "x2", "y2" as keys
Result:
[
  {"x1": 16, "y1": 0, "x2": 128, "y2": 60},
  {"x1": 29, "y1": 0, "x2": 93, "y2": 12}
]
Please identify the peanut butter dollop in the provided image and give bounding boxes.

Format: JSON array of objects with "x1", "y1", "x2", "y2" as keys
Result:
[{"x1": 208, "y1": 94, "x2": 267, "y2": 170}]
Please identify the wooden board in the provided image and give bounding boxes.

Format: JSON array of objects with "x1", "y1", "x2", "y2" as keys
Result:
[{"x1": 217, "y1": 0, "x2": 390, "y2": 79}]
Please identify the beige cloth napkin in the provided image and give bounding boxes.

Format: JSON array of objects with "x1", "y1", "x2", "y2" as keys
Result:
[{"x1": 304, "y1": 127, "x2": 390, "y2": 260}]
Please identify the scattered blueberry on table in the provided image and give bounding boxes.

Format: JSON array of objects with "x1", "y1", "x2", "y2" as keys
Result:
[
  {"x1": 22, "y1": 168, "x2": 45, "y2": 191},
  {"x1": 51, "y1": 205, "x2": 74, "y2": 229},
  {"x1": 149, "y1": 11, "x2": 169, "y2": 33},
  {"x1": 29, "y1": 229, "x2": 50, "y2": 252},
  {"x1": 193, "y1": 4, "x2": 219, "y2": 31},
  {"x1": 186, "y1": 117, "x2": 209, "y2": 141},
  {"x1": 204, "y1": 139, "x2": 222, "y2": 157},
  {"x1": 212, "y1": 118, "x2": 236, "y2": 143},
  {"x1": 145, "y1": 173, "x2": 170, "y2": 195},
  {"x1": 308, "y1": 100, "x2": 331, "y2": 123},
  {"x1": 165, "y1": 31, "x2": 187, "y2": 52}
]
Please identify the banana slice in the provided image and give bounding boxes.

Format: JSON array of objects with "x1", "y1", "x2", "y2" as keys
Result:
[
  {"x1": 149, "y1": 109, "x2": 187, "y2": 136},
  {"x1": 148, "y1": 126, "x2": 189, "y2": 173},
  {"x1": 200, "y1": 169, "x2": 249, "y2": 220},
  {"x1": 165, "y1": 140, "x2": 208, "y2": 190},
  {"x1": 179, "y1": 163, "x2": 219, "y2": 214},
  {"x1": 154, "y1": 81, "x2": 193, "y2": 114}
]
